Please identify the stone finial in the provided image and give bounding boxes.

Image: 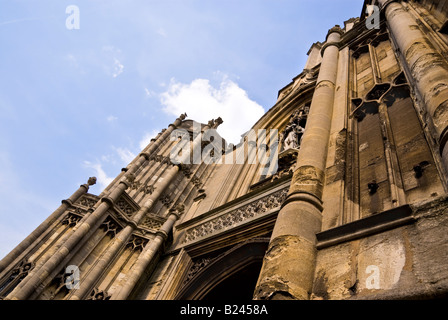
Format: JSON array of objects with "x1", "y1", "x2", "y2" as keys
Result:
[
  {"x1": 328, "y1": 25, "x2": 343, "y2": 36},
  {"x1": 207, "y1": 119, "x2": 215, "y2": 128},
  {"x1": 180, "y1": 113, "x2": 188, "y2": 120},
  {"x1": 324, "y1": 25, "x2": 344, "y2": 43},
  {"x1": 214, "y1": 117, "x2": 224, "y2": 129},
  {"x1": 87, "y1": 177, "x2": 97, "y2": 186},
  {"x1": 321, "y1": 25, "x2": 343, "y2": 56}
]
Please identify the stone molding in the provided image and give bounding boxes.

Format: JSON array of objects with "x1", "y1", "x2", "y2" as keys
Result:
[
  {"x1": 316, "y1": 204, "x2": 414, "y2": 249},
  {"x1": 182, "y1": 188, "x2": 289, "y2": 244}
]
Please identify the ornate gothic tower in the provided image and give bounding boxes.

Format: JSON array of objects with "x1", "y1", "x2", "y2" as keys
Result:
[{"x1": 1, "y1": 0, "x2": 448, "y2": 300}]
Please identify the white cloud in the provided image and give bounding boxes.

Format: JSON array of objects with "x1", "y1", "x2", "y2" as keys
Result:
[
  {"x1": 83, "y1": 161, "x2": 114, "y2": 189},
  {"x1": 112, "y1": 58, "x2": 124, "y2": 78},
  {"x1": 107, "y1": 115, "x2": 118, "y2": 122},
  {"x1": 101, "y1": 46, "x2": 124, "y2": 78},
  {"x1": 160, "y1": 76, "x2": 265, "y2": 144}
]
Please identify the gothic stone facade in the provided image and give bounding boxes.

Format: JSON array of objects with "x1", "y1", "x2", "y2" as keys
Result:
[{"x1": 1, "y1": 0, "x2": 448, "y2": 300}]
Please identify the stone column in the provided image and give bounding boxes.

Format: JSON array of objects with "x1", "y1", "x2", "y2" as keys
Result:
[
  {"x1": 142, "y1": 113, "x2": 188, "y2": 157},
  {"x1": 68, "y1": 118, "x2": 219, "y2": 300},
  {"x1": 110, "y1": 206, "x2": 184, "y2": 300},
  {"x1": 254, "y1": 26, "x2": 342, "y2": 300},
  {"x1": 68, "y1": 164, "x2": 180, "y2": 300},
  {"x1": 378, "y1": 0, "x2": 448, "y2": 171},
  {"x1": 100, "y1": 114, "x2": 186, "y2": 198},
  {"x1": 7, "y1": 114, "x2": 188, "y2": 300},
  {"x1": 6, "y1": 178, "x2": 131, "y2": 300},
  {"x1": 0, "y1": 177, "x2": 96, "y2": 274}
]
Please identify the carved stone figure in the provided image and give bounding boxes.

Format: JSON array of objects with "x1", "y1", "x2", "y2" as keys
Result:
[
  {"x1": 281, "y1": 123, "x2": 305, "y2": 151},
  {"x1": 280, "y1": 106, "x2": 309, "y2": 152}
]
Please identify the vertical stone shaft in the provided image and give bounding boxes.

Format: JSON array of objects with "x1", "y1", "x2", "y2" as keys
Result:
[
  {"x1": 100, "y1": 114, "x2": 186, "y2": 197},
  {"x1": 68, "y1": 165, "x2": 180, "y2": 300},
  {"x1": 0, "y1": 178, "x2": 95, "y2": 274},
  {"x1": 7, "y1": 182, "x2": 129, "y2": 300},
  {"x1": 141, "y1": 113, "x2": 187, "y2": 158},
  {"x1": 254, "y1": 27, "x2": 342, "y2": 300},
  {"x1": 69, "y1": 119, "x2": 213, "y2": 300},
  {"x1": 111, "y1": 211, "x2": 181, "y2": 300},
  {"x1": 7, "y1": 114, "x2": 187, "y2": 300},
  {"x1": 379, "y1": 0, "x2": 448, "y2": 170}
]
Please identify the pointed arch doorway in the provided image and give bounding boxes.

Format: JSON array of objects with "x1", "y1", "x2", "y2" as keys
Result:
[{"x1": 175, "y1": 238, "x2": 269, "y2": 300}]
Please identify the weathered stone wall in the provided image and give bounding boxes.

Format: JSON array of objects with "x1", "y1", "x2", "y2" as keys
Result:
[{"x1": 312, "y1": 196, "x2": 448, "y2": 300}]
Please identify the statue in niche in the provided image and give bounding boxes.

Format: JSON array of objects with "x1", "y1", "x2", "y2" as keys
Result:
[
  {"x1": 280, "y1": 106, "x2": 308, "y2": 152},
  {"x1": 281, "y1": 124, "x2": 298, "y2": 150}
]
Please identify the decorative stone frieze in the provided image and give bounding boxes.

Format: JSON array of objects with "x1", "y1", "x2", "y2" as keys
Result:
[{"x1": 183, "y1": 188, "x2": 288, "y2": 243}]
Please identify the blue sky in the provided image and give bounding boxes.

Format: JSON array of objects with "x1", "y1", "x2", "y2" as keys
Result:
[{"x1": 0, "y1": 0, "x2": 362, "y2": 259}]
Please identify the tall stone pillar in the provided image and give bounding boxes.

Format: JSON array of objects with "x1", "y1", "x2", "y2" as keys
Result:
[
  {"x1": 68, "y1": 163, "x2": 180, "y2": 300},
  {"x1": 6, "y1": 115, "x2": 187, "y2": 300},
  {"x1": 254, "y1": 26, "x2": 342, "y2": 300},
  {"x1": 69, "y1": 117, "x2": 220, "y2": 300},
  {"x1": 110, "y1": 205, "x2": 184, "y2": 300},
  {"x1": 378, "y1": 0, "x2": 448, "y2": 171},
  {"x1": 0, "y1": 177, "x2": 96, "y2": 274},
  {"x1": 141, "y1": 113, "x2": 188, "y2": 158}
]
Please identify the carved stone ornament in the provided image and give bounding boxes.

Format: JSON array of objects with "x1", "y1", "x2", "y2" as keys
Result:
[
  {"x1": 140, "y1": 216, "x2": 163, "y2": 230},
  {"x1": 207, "y1": 117, "x2": 224, "y2": 129},
  {"x1": 61, "y1": 213, "x2": 82, "y2": 228},
  {"x1": 213, "y1": 117, "x2": 223, "y2": 128},
  {"x1": 88, "y1": 288, "x2": 111, "y2": 300},
  {"x1": 191, "y1": 176, "x2": 202, "y2": 188},
  {"x1": 183, "y1": 188, "x2": 288, "y2": 243},
  {"x1": 87, "y1": 177, "x2": 97, "y2": 186},
  {"x1": 130, "y1": 180, "x2": 141, "y2": 190},
  {"x1": 280, "y1": 106, "x2": 309, "y2": 152},
  {"x1": 181, "y1": 164, "x2": 193, "y2": 178},
  {"x1": 0, "y1": 260, "x2": 34, "y2": 299},
  {"x1": 126, "y1": 173, "x2": 136, "y2": 184},
  {"x1": 115, "y1": 197, "x2": 137, "y2": 218},
  {"x1": 126, "y1": 235, "x2": 148, "y2": 252},
  {"x1": 160, "y1": 194, "x2": 173, "y2": 207},
  {"x1": 77, "y1": 196, "x2": 97, "y2": 208},
  {"x1": 171, "y1": 203, "x2": 185, "y2": 216},
  {"x1": 183, "y1": 258, "x2": 213, "y2": 284},
  {"x1": 140, "y1": 185, "x2": 156, "y2": 195},
  {"x1": 101, "y1": 218, "x2": 121, "y2": 237}
]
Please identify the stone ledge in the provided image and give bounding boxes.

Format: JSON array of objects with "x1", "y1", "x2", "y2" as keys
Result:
[{"x1": 316, "y1": 204, "x2": 414, "y2": 249}]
